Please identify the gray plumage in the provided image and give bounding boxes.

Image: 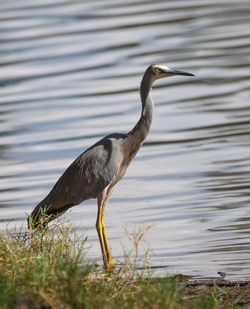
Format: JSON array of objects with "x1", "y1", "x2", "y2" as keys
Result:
[{"x1": 28, "y1": 64, "x2": 194, "y2": 268}]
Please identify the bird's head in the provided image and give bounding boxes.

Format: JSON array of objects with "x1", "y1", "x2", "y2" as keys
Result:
[{"x1": 148, "y1": 64, "x2": 194, "y2": 82}]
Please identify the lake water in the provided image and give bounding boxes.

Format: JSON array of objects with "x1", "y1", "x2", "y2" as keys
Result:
[{"x1": 1, "y1": 0, "x2": 250, "y2": 280}]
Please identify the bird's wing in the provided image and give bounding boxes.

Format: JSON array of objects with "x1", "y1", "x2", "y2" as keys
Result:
[{"x1": 43, "y1": 135, "x2": 125, "y2": 209}]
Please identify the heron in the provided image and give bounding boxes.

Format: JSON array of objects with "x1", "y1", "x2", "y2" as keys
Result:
[{"x1": 28, "y1": 64, "x2": 194, "y2": 270}]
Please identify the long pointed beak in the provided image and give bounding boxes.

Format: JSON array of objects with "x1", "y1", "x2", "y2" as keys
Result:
[{"x1": 168, "y1": 69, "x2": 195, "y2": 77}]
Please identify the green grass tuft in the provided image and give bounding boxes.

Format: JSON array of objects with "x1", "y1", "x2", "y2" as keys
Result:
[{"x1": 0, "y1": 220, "x2": 244, "y2": 308}]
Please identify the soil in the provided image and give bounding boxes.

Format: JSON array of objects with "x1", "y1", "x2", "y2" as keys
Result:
[{"x1": 183, "y1": 280, "x2": 250, "y2": 307}]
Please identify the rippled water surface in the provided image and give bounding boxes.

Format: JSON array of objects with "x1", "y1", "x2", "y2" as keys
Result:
[{"x1": 1, "y1": 0, "x2": 250, "y2": 280}]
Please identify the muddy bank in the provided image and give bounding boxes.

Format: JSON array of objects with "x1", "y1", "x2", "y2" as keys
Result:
[{"x1": 182, "y1": 279, "x2": 249, "y2": 307}]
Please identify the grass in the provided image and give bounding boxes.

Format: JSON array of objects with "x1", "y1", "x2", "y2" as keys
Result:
[{"x1": 0, "y1": 220, "x2": 247, "y2": 309}]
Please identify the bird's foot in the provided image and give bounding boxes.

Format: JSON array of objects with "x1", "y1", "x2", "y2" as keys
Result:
[{"x1": 104, "y1": 260, "x2": 115, "y2": 271}]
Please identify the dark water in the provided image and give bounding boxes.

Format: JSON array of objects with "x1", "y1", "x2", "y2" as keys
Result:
[{"x1": 1, "y1": 0, "x2": 250, "y2": 280}]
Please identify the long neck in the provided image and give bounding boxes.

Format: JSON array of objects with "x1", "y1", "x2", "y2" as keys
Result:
[{"x1": 128, "y1": 71, "x2": 154, "y2": 143}]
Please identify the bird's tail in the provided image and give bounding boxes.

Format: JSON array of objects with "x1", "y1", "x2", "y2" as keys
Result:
[
  {"x1": 27, "y1": 202, "x2": 54, "y2": 229},
  {"x1": 27, "y1": 201, "x2": 74, "y2": 229}
]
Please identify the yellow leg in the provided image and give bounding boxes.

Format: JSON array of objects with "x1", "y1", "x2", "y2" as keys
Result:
[
  {"x1": 96, "y1": 187, "x2": 115, "y2": 270},
  {"x1": 101, "y1": 209, "x2": 114, "y2": 267},
  {"x1": 96, "y1": 202, "x2": 107, "y2": 266}
]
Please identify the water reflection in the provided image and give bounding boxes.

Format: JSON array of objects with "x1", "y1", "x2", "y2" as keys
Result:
[{"x1": 0, "y1": 0, "x2": 250, "y2": 280}]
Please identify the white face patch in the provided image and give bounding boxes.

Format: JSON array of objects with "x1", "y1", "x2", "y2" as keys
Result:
[{"x1": 154, "y1": 64, "x2": 171, "y2": 72}]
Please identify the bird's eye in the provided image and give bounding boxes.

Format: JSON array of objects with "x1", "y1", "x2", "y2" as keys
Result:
[{"x1": 155, "y1": 67, "x2": 161, "y2": 74}]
